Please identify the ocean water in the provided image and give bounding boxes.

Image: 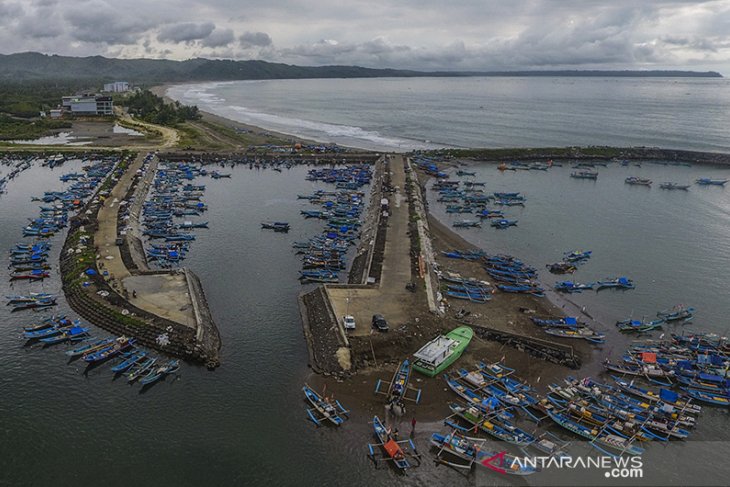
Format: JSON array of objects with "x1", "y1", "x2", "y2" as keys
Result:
[{"x1": 167, "y1": 77, "x2": 730, "y2": 152}]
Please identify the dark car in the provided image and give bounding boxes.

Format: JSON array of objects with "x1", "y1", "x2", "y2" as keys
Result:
[{"x1": 372, "y1": 314, "x2": 389, "y2": 332}]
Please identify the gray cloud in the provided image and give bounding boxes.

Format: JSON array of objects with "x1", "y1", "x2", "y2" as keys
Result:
[
  {"x1": 201, "y1": 28, "x2": 235, "y2": 48},
  {"x1": 239, "y1": 31, "x2": 272, "y2": 48},
  {"x1": 0, "y1": 0, "x2": 726, "y2": 73},
  {"x1": 158, "y1": 22, "x2": 216, "y2": 44}
]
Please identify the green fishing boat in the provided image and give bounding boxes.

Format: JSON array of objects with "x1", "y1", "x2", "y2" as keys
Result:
[{"x1": 412, "y1": 326, "x2": 473, "y2": 377}]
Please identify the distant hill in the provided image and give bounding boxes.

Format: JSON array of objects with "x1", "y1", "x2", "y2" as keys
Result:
[{"x1": 0, "y1": 52, "x2": 723, "y2": 83}]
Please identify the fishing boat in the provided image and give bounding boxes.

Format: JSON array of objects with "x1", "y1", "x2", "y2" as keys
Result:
[
  {"x1": 367, "y1": 416, "x2": 420, "y2": 471},
  {"x1": 695, "y1": 178, "x2": 728, "y2": 186},
  {"x1": 445, "y1": 403, "x2": 535, "y2": 446},
  {"x1": 554, "y1": 281, "x2": 594, "y2": 293},
  {"x1": 303, "y1": 384, "x2": 349, "y2": 426},
  {"x1": 6, "y1": 292, "x2": 55, "y2": 306},
  {"x1": 39, "y1": 325, "x2": 89, "y2": 344},
  {"x1": 543, "y1": 408, "x2": 644, "y2": 456},
  {"x1": 547, "y1": 261, "x2": 577, "y2": 274},
  {"x1": 616, "y1": 318, "x2": 664, "y2": 333},
  {"x1": 610, "y1": 376, "x2": 701, "y2": 415},
  {"x1": 490, "y1": 219, "x2": 518, "y2": 229},
  {"x1": 66, "y1": 338, "x2": 115, "y2": 357},
  {"x1": 530, "y1": 316, "x2": 583, "y2": 328},
  {"x1": 452, "y1": 220, "x2": 481, "y2": 228},
  {"x1": 564, "y1": 250, "x2": 592, "y2": 262},
  {"x1": 659, "y1": 182, "x2": 690, "y2": 190},
  {"x1": 543, "y1": 327, "x2": 605, "y2": 343},
  {"x1": 83, "y1": 336, "x2": 135, "y2": 363},
  {"x1": 595, "y1": 277, "x2": 635, "y2": 290},
  {"x1": 657, "y1": 305, "x2": 694, "y2": 322},
  {"x1": 140, "y1": 360, "x2": 180, "y2": 385},
  {"x1": 456, "y1": 170, "x2": 476, "y2": 176},
  {"x1": 603, "y1": 359, "x2": 675, "y2": 383},
  {"x1": 681, "y1": 388, "x2": 730, "y2": 407},
  {"x1": 431, "y1": 431, "x2": 538, "y2": 475},
  {"x1": 261, "y1": 221, "x2": 290, "y2": 232},
  {"x1": 127, "y1": 357, "x2": 158, "y2": 382},
  {"x1": 111, "y1": 351, "x2": 148, "y2": 374},
  {"x1": 412, "y1": 326, "x2": 473, "y2": 377},
  {"x1": 374, "y1": 359, "x2": 422, "y2": 403},
  {"x1": 570, "y1": 170, "x2": 598, "y2": 180},
  {"x1": 23, "y1": 322, "x2": 72, "y2": 339},
  {"x1": 625, "y1": 176, "x2": 652, "y2": 186}
]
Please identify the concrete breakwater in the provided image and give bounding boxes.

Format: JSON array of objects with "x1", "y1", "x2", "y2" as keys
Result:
[{"x1": 59, "y1": 153, "x2": 221, "y2": 367}]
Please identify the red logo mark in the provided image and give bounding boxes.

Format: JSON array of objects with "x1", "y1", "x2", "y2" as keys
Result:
[{"x1": 480, "y1": 450, "x2": 507, "y2": 474}]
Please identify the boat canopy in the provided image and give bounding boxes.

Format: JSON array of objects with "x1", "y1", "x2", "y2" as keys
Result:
[
  {"x1": 413, "y1": 336, "x2": 457, "y2": 368},
  {"x1": 565, "y1": 317, "x2": 578, "y2": 325}
]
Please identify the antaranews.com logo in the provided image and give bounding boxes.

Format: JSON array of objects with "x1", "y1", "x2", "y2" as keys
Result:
[{"x1": 482, "y1": 451, "x2": 644, "y2": 478}]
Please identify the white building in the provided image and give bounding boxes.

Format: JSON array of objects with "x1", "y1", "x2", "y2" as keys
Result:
[
  {"x1": 61, "y1": 94, "x2": 114, "y2": 115},
  {"x1": 103, "y1": 81, "x2": 130, "y2": 93}
]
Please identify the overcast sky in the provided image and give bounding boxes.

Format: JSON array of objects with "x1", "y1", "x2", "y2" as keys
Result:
[{"x1": 1, "y1": 0, "x2": 729, "y2": 73}]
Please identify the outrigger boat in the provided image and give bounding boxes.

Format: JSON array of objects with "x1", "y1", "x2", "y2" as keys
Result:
[
  {"x1": 66, "y1": 338, "x2": 115, "y2": 357},
  {"x1": 554, "y1": 281, "x2": 594, "y2": 293},
  {"x1": 616, "y1": 318, "x2": 664, "y2": 333},
  {"x1": 445, "y1": 403, "x2": 535, "y2": 446},
  {"x1": 374, "y1": 359, "x2": 422, "y2": 404},
  {"x1": 625, "y1": 176, "x2": 652, "y2": 186},
  {"x1": 431, "y1": 430, "x2": 538, "y2": 475},
  {"x1": 261, "y1": 221, "x2": 290, "y2": 232},
  {"x1": 367, "y1": 416, "x2": 420, "y2": 472},
  {"x1": 544, "y1": 326, "x2": 605, "y2": 343},
  {"x1": 303, "y1": 384, "x2": 349, "y2": 426},
  {"x1": 595, "y1": 277, "x2": 635, "y2": 290},
  {"x1": 39, "y1": 325, "x2": 89, "y2": 344},
  {"x1": 111, "y1": 351, "x2": 148, "y2": 374},
  {"x1": 83, "y1": 336, "x2": 135, "y2": 363}
]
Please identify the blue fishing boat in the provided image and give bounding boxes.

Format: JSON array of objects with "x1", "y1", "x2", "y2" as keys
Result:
[
  {"x1": 303, "y1": 384, "x2": 349, "y2": 426},
  {"x1": 83, "y1": 336, "x2": 135, "y2": 363},
  {"x1": 111, "y1": 351, "x2": 148, "y2": 374},
  {"x1": 596, "y1": 277, "x2": 634, "y2": 290},
  {"x1": 657, "y1": 305, "x2": 694, "y2": 322},
  {"x1": 367, "y1": 416, "x2": 420, "y2": 471},
  {"x1": 490, "y1": 219, "x2": 518, "y2": 229},
  {"x1": 530, "y1": 316, "x2": 582, "y2": 328},
  {"x1": 681, "y1": 388, "x2": 730, "y2": 407},
  {"x1": 65, "y1": 338, "x2": 115, "y2": 357},
  {"x1": 616, "y1": 318, "x2": 664, "y2": 333},
  {"x1": 140, "y1": 359, "x2": 180, "y2": 385},
  {"x1": 127, "y1": 357, "x2": 158, "y2": 382},
  {"x1": 374, "y1": 359, "x2": 422, "y2": 404},
  {"x1": 695, "y1": 178, "x2": 728, "y2": 186},
  {"x1": 39, "y1": 326, "x2": 89, "y2": 344},
  {"x1": 554, "y1": 281, "x2": 594, "y2": 293}
]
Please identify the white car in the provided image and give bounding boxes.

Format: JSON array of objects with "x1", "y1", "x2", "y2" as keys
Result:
[{"x1": 342, "y1": 315, "x2": 356, "y2": 330}]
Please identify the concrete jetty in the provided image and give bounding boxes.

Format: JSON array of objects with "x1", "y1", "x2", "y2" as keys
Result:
[{"x1": 61, "y1": 152, "x2": 221, "y2": 367}]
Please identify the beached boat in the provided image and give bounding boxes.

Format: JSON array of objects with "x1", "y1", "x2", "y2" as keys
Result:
[
  {"x1": 303, "y1": 384, "x2": 349, "y2": 426},
  {"x1": 367, "y1": 416, "x2": 420, "y2": 471},
  {"x1": 445, "y1": 403, "x2": 535, "y2": 446},
  {"x1": 543, "y1": 327, "x2": 605, "y2": 343},
  {"x1": 431, "y1": 431, "x2": 538, "y2": 475},
  {"x1": 412, "y1": 326, "x2": 473, "y2": 377},
  {"x1": 374, "y1": 359, "x2": 422, "y2": 403}
]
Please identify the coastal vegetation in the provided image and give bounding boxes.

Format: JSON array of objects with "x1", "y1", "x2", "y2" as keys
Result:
[
  {"x1": 0, "y1": 114, "x2": 71, "y2": 141},
  {"x1": 122, "y1": 90, "x2": 200, "y2": 126}
]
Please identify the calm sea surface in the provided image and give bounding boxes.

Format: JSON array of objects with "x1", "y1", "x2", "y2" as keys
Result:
[
  {"x1": 168, "y1": 77, "x2": 730, "y2": 152},
  {"x1": 2, "y1": 78, "x2": 730, "y2": 486}
]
